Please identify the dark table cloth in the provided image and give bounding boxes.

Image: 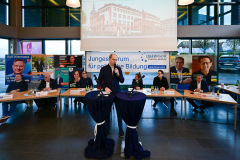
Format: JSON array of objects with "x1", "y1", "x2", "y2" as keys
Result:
[
  {"x1": 116, "y1": 92, "x2": 150, "y2": 160},
  {"x1": 84, "y1": 91, "x2": 115, "y2": 159}
]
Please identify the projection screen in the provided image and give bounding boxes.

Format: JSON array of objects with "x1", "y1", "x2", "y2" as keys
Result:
[{"x1": 81, "y1": 0, "x2": 177, "y2": 51}]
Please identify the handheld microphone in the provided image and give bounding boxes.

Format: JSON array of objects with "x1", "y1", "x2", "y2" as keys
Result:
[
  {"x1": 114, "y1": 64, "x2": 117, "y2": 69},
  {"x1": 136, "y1": 75, "x2": 145, "y2": 82},
  {"x1": 93, "y1": 75, "x2": 100, "y2": 83}
]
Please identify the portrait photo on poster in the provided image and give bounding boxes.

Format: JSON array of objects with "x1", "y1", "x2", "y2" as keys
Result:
[
  {"x1": 5, "y1": 55, "x2": 32, "y2": 85},
  {"x1": 192, "y1": 55, "x2": 217, "y2": 85},
  {"x1": 54, "y1": 55, "x2": 82, "y2": 68},
  {"x1": 55, "y1": 67, "x2": 69, "y2": 88},
  {"x1": 69, "y1": 67, "x2": 84, "y2": 88},
  {"x1": 31, "y1": 55, "x2": 54, "y2": 83},
  {"x1": 170, "y1": 55, "x2": 192, "y2": 84}
]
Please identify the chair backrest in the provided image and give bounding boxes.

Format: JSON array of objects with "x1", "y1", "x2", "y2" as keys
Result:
[{"x1": 176, "y1": 84, "x2": 190, "y2": 91}]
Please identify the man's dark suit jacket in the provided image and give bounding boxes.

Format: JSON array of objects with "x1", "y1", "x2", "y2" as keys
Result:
[
  {"x1": 98, "y1": 64, "x2": 124, "y2": 94},
  {"x1": 35, "y1": 61, "x2": 44, "y2": 72},
  {"x1": 188, "y1": 80, "x2": 209, "y2": 92},
  {"x1": 55, "y1": 77, "x2": 63, "y2": 87},
  {"x1": 170, "y1": 66, "x2": 190, "y2": 84},
  {"x1": 38, "y1": 78, "x2": 58, "y2": 91}
]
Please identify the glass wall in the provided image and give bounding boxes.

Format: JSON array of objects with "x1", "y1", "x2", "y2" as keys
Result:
[
  {"x1": 192, "y1": 5, "x2": 215, "y2": 25},
  {"x1": 218, "y1": 39, "x2": 240, "y2": 84},
  {"x1": 0, "y1": 0, "x2": 9, "y2": 25},
  {"x1": 22, "y1": 0, "x2": 81, "y2": 27},
  {"x1": 177, "y1": 1, "x2": 240, "y2": 25},
  {"x1": 0, "y1": 38, "x2": 8, "y2": 93},
  {"x1": 192, "y1": 39, "x2": 216, "y2": 55}
]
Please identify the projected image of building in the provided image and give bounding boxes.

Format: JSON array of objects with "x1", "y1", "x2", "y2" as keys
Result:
[{"x1": 89, "y1": 3, "x2": 175, "y2": 37}]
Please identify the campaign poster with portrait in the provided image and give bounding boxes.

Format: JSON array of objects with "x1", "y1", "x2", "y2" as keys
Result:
[
  {"x1": 54, "y1": 68, "x2": 69, "y2": 88},
  {"x1": 170, "y1": 55, "x2": 192, "y2": 84},
  {"x1": 5, "y1": 55, "x2": 32, "y2": 85},
  {"x1": 192, "y1": 55, "x2": 217, "y2": 85},
  {"x1": 54, "y1": 55, "x2": 82, "y2": 68},
  {"x1": 69, "y1": 68, "x2": 84, "y2": 88},
  {"x1": 31, "y1": 55, "x2": 54, "y2": 82}
]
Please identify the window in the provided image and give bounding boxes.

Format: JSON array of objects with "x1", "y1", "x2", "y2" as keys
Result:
[
  {"x1": 177, "y1": 5, "x2": 188, "y2": 25},
  {"x1": 218, "y1": 39, "x2": 240, "y2": 84},
  {"x1": 192, "y1": 39, "x2": 216, "y2": 55},
  {"x1": 219, "y1": 4, "x2": 240, "y2": 25},
  {"x1": 192, "y1": 5, "x2": 215, "y2": 25},
  {"x1": 70, "y1": 8, "x2": 81, "y2": 27},
  {"x1": 171, "y1": 39, "x2": 191, "y2": 55},
  {"x1": 0, "y1": 0, "x2": 9, "y2": 25},
  {"x1": 177, "y1": 1, "x2": 240, "y2": 25},
  {"x1": 0, "y1": 38, "x2": 8, "y2": 93},
  {"x1": 22, "y1": 0, "x2": 81, "y2": 27},
  {"x1": 45, "y1": 40, "x2": 66, "y2": 55}
]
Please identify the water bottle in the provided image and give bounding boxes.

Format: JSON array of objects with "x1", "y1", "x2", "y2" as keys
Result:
[
  {"x1": 34, "y1": 88, "x2": 37, "y2": 95},
  {"x1": 221, "y1": 78, "x2": 224, "y2": 88},
  {"x1": 32, "y1": 88, "x2": 34, "y2": 95},
  {"x1": 30, "y1": 88, "x2": 32, "y2": 95}
]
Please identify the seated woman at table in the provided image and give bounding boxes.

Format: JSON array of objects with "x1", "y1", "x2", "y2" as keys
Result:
[
  {"x1": 130, "y1": 73, "x2": 143, "y2": 90},
  {"x1": 0, "y1": 74, "x2": 28, "y2": 123}
]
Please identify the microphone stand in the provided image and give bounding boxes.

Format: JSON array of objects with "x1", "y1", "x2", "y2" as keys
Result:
[
  {"x1": 93, "y1": 75, "x2": 106, "y2": 99},
  {"x1": 126, "y1": 80, "x2": 138, "y2": 98}
]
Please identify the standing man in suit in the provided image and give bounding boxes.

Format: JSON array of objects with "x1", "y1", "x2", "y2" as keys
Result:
[
  {"x1": 34, "y1": 73, "x2": 58, "y2": 113},
  {"x1": 170, "y1": 57, "x2": 191, "y2": 84},
  {"x1": 55, "y1": 74, "x2": 63, "y2": 87},
  {"x1": 98, "y1": 53, "x2": 125, "y2": 137},
  {"x1": 35, "y1": 57, "x2": 44, "y2": 72},
  {"x1": 188, "y1": 74, "x2": 209, "y2": 113}
]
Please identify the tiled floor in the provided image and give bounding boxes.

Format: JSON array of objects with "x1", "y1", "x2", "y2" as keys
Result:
[{"x1": 0, "y1": 98, "x2": 240, "y2": 160}]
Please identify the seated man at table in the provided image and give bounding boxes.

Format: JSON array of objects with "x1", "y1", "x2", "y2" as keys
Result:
[
  {"x1": 34, "y1": 73, "x2": 58, "y2": 113},
  {"x1": 75, "y1": 71, "x2": 93, "y2": 107},
  {"x1": 188, "y1": 74, "x2": 209, "y2": 113},
  {"x1": 153, "y1": 70, "x2": 176, "y2": 114},
  {"x1": 130, "y1": 73, "x2": 143, "y2": 89},
  {"x1": 0, "y1": 74, "x2": 28, "y2": 123}
]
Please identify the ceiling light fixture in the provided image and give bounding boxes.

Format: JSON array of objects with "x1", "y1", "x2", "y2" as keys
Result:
[
  {"x1": 178, "y1": 0, "x2": 194, "y2": 6},
  {"x1": 66, "y1": 0, "x2": 81, "y2": 8}
]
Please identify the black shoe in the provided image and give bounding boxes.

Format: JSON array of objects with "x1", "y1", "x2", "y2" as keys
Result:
[
  {"x1": 35, "y1": 108, "x2": 42, "y2": 114},
  {"x1": 153, "y1": 102, "x2": 157, "y2": 108},
  {"x1": 119, "y1": 128, "x2": 124, "y2": 138},
  {"x1": 170, "y1": 108, "x2": 177, "y2": 115}
]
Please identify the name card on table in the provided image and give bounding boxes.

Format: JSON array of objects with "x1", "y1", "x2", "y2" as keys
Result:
[
  {"x1": 70, "y1": 90, "x2": 81, "y2": 94},
  {"x1": 78, "y1": 88, "x2": 85, "y2": 91},
  {"x1": 49, "y1": 89, "x2": 57, "y2": 92},
  {"x1": 201, "y1": 94, "x2": 214, "y2": 98},
  {"x1": 36, "y1": 92, "x2": 48, "y2": 96},
  {"x1": 164, "y1": 90, "x2": 175, "y2": 94},
  {"x1": 0, "y1": 93, "x2": 13, "y2": 99}
]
